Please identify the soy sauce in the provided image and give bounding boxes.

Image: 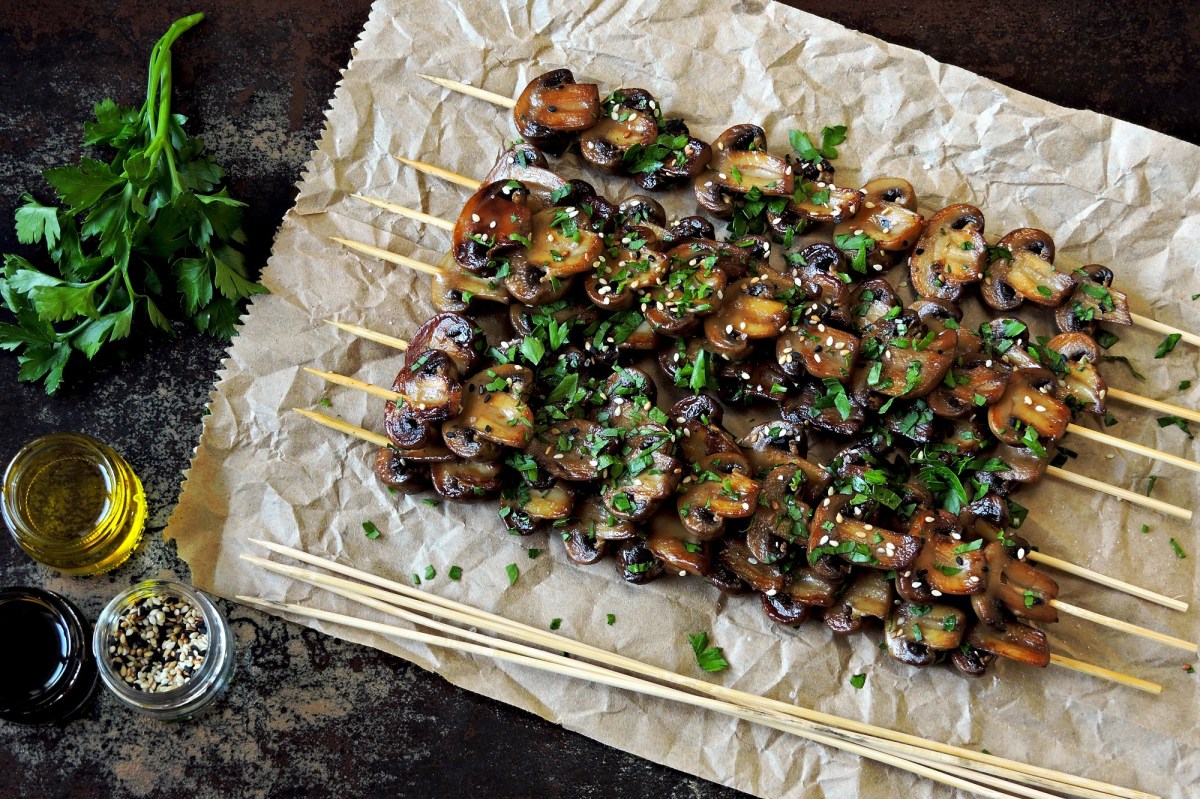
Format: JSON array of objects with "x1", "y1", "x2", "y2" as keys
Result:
[{"x1": 0, "y1": 588, "x2": 97, "y2": 724}]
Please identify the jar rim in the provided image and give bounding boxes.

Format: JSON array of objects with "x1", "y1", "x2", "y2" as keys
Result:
[
  {"x1": 92, "y1": 579, "x2": 231, "y2": 714},
  {"x1": 2, "y1": 432, "x2": 120, "y2": 551},
  {"x1": 0, "y1": 587, "x2": 94, "y2": 721}
]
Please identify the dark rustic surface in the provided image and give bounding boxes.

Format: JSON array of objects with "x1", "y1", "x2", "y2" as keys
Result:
[{"x1": 0, "y1": 2, "x2": 1196, "y2": 797}]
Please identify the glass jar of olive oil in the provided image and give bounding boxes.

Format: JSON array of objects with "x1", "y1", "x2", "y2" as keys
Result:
[{"x1": 2, "y1": 433, "x2": 146, "y2": 575}]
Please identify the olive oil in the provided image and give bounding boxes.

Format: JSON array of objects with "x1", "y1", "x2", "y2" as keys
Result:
[{"x1": 2, "y1": 433, "x2": 146, "y2": 575}]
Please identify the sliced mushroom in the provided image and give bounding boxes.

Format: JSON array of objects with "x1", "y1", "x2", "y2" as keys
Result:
[
  {"x1": 707, "y1": 125, "x2": 793, "y2": 197},
  {"x1": 1056, "y1": 264, "x2": 1132, "y2": 334},
  {"x1": 528, "y1": 419, "x2": 612, "y2": 482},
  {"x1": 884, "y1": 615, "x2": 937, "y2": 667},
  {"x1": 927, "y1": 353, "x2": 1012, "y2": 419},
  {"x1": 677, "y1": 454, "x2": 760, "y2": 539},
  {"x1": 430, "y1": 460, "x2": 503, "y2": 500},
  {"x1": 717, "y1": 537, "x2": 786, "y2": 594},
  {"x1": 665, "y1": 215, "x2": 716, "y2": 243},
  {"x1": 823, "y1": 569, "x2": 893, "y2": 634},
  {"x1": 909, "y1": 204, "x2": 987, "y2": 302},
  {"x1": 392, "y1": 350, "x2": 463, "y2": 423},
  {"x1": 432, "y1": 261, "x2": 512, "y2": 312},
  {"x1": 461, "y1": 365, "x2": 535, "y2": 448},
  {"x1": 567, "y1": 495, "x2": 637, "y2": 542},
  {"x1": 615, "y1": 538, "x2": 664, "y2": 584},
  {"x1": 810, "y1": 493, "x2": 921, "y2": 572},
  {"x1": 406, "y1": 312, "x2": 486, "y2": 376},
  {"x1": 373, "y1": 447, "x2": 427, "y2": 491},
  {"x1": 481, "y1": 144, "x2": 570, "y2": 205},
  {"x1": 452, "y1": 181, "x2": 533, "y2": 273},
  {"x1": 781, "y1": 380, "x2": 866, "y2": 437},
  {"x1": 966, "y1": 619, "x2": 1050, "y2": 668},
  {"x1": 513, "y1": 69, "x2": 602, "y2": 154},
  {"x1": 618, "y1": 195, "x2": 667, "y2": 227},
  {"x1": 522, "y1": 207, "x2": 605, "y2": 279},
  {"x1": 647, "y1": 511, "x2": 710, "y2": 577},
  {"x1": 987, "y1": 367, "x2": 1071, "y2": 445},
  {"x1": 579, "y1": 110, "x2": 659, "y2": 173},
  {"x1": 560, "y1": 522, "x2": 608, "y2": 566},
  {"x1": 983, "y1": 229, "x2": 1073, "y2": 309},
  {"x1": 746, "y1": 465, "x2": 810, "y2": 564},
  {"x1": 874, "y1": 327, "x2": 958, "y2": 400},
  {"x1": 670, "y1": 394, "x2": 724, "y2": 426},
  {"x1": 892, "y1": 603, "x2": 967, "y2": 651},
  {"x1": 503, "y1": 255, "x2": 573, "y2": 306},
  {"x1": 973, "y1": 540, "x2": 1060, "y2": 625},
  {"x1": 441, "y1": 418, "x2": 503, "y2": 461},
  {"x1": 1046, "y1": 333, "x2": 1106, "y2": 414},
  {"x1": 777, "y1": 323, "x2": 859, "y2": 382},
  {"x1": 848, "y1": 279, "x2": 901, "y2": 334},
  {"x1": 836, "y1": 177, "x2": 925, "y2": 251},
  {"x1": 601, "y1": 431, "x2": 681, "y2": 521},
  {"x1": 384, "y1": 401, "x2": 436, "y2": 450},
  {"x1": 790, "y1": 183, "x2": 863, "y2": 225}
]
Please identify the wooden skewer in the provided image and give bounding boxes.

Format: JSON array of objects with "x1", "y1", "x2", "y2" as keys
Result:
[
  {"x1": 1045, "y1": 466, "x2": 1191, "y2": 521},
  {"x1": 417, "y1": 74, "x2": 1200, "y2": 352},
  {"x1": 245, "y1": 540, "x2": 1159, "y2": 799},
  {"x1": 246, "y1": 557, "x2": 1125, "y2": 799},
  {"x1": 293, "y1": 408, "x2": 390, "y2": 448},
  {"x1": 323, "y1": 319, "x2": 409, "y2": 351},
  {"x1": 1066, "y1": 423, "x2": 1200, "y2": 475},
  {"x1": 1026, "y1": 551, "x2": 1187, "y2": 613},
  {"x1": 418, "y1": 73, "x2": 516, "y2": 110},
  {"x1": 303, "y1": 368, "x2": 405, "y2": 403},
  {"x1": 240, "y1": 593, "x2": 1035, "y2": 799},
  {"x1": 352, "y1": 193, "x2": 455, "y2": 231},
  {"x1": 1050, "y1": 600, "x2": 1196, "y2": 653},
  {"x1": 330, "y1": 236, "x2": 443, "y2": 276},
  {"x1": 1107, "y1": 387, "x2": 1200, "y2": 425},
  {"x1": 1129, "y1": 312, "x2": 1200, "y2": 349},
  {"x1": 394, "y1": 155, "x2": 482, "y2": 189},
  {"x1": 1047, "y1": 653, "x2": 1160, "y2": 694}
]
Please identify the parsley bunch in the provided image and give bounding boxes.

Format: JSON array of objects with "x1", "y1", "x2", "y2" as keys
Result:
[{"x1": 0, "y1": 13, "x2": 264, "y2": 393}]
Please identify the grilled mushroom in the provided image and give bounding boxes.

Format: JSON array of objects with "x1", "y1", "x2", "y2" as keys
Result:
[
  {"x1": 890, "y1": 602, "x2": 967, "y2": 651},
  {"x1": 373, "y1": 447, "x2": 427, "y2": 491},
  {"x1": 1056, "y1": 264, "x2": 1132, "y2": 335},
  {"x1": 909, "y1": 204, "x2": 987, "y2": 302},
  {"x1": 835, "y1": 177, "x2": 925, "y2": 252},
  {"x1": 982, "y1": 228, "x2": 1073, "y2": 309},
  {"x1": 823, "y1": 569, "x2": 893, "y2": 634},
  {"x1": 523, "y1": 206, "x2": 605, "y2": 279},
  {"x1": 513, "y1": 69, "x2": 602, "y2": 155},
  {"x1": 430, "y1": 460, "x2": 503, "y2": 499},
  {"x1": 452, "y1": 180, "x2": 533, "y2": 273},
  {"x1": 406, "y1": 312, "x2": 485, "y2": 376},
  {"x1": 392, "y1": 350, "x2": 463, "y2": 423},
  {"x1": 987, "y1": 367, "x2": 1071, "y2": 446},
  {"x1": 432, "y1": 261, "x2": 512, "y2": 312},
  {"x1": 966, "y1": 619, "x2": 1050, "y2": 667},
  {"x1": 717, "y1": 537, "x2": 786, "y2": 594},
  {"x1": 1046, "y1": 333, "x2": 1106, "y2": 414},
  {"x1": 528, "y1": 418, "x2": 612, "y2": 482},
  {"x1": 615, "y1": 538, "x2": 664, "y2": 584},
  {"x1": 646, "y1": 511, "x2": 711, "y2": 577},
  {"x1": 461, "y1": 365, "x2": 535, "y2": 448}
]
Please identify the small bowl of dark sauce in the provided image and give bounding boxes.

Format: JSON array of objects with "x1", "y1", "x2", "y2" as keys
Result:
[{"x1": 0, "y1": 587, "x2": 98, "y2": 724}]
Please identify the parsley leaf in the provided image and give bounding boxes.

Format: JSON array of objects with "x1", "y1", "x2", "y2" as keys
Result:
[
  {"x1": 687, "y1": 631, "x2": 730, "y2": 673},
  {"x1": 505, "y1": 563, "x2": 520, "y2": 586},
  {"x1": 448, "y1": 565, "x2": 463, "y2": 581},
  {"x1": 1154, "y1": 333, "x2": 1182, "y2": 359},
  {"x1": 849, "y1": 673, "x2": 866, "y2": 689},
  {"x1": 362, "y1": 521, "x2": 381, "y2": 540}
]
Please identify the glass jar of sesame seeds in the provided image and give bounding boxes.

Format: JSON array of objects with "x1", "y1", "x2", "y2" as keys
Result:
[{"x1": 92, "y1": 580, "x2": 234, "y2": 721}]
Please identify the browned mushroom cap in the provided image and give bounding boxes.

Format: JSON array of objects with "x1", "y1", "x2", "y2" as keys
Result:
[
  {"x1": 670, "y1": 394, "x2": 723, "y2": 426},
  {"x1": 983, "y1": 228, "x2": 1073, "y2": 309},
  {"x1": 452, "y1": 181, "x2": 533, "y2": 274},
  {"x1": 461, "y1": 364, "x2": 535, "y2": 448},
  {"x1": 617, "y1": 195, "x2": 667, "y2": 227},
  {"x1": 822, "y1": 569, "x2": 893, "y2": 634},
  {"x1": 789, "y1": 183, "x2": 863, "y2": 225},
  {"x1": 441, "y1": 418, "x2": 503, "y2": 462},
  {"x1": 579, "y1": 110, "x2": 659, "y2": 173},
  {"x1": 392, "y1": 350, "x2": 463, "y2": 423},
  {"x1": 949, "y1": 644, "x2": 995, "y2": 677},
  {"x1": 761, "y1": 568, "x2": 844, "y2": 625},
  {"x1": 513, "y1": 69, "x2": 602, "y2": 155},
  {"x1": 810, "y1": 492, "x2": 921, "y2": 571},
  {"x1": 909, "y1": 204, "x2": 987, "y2": 302},
  {"x1": 406, "y1": 312, "x2": 486, "y2": 376},
  {"x1": 1046, "y1": 333, "x2": 1107, "y2": 414},
  {"x1": 501, "y1": 256, "x2": 572, "y2": 307},
  {"x1": 708, "y1": 276, "x2": 791, "y2": 340},
  {"x1": 835, "y1": 178, "x2": 925, "y2": 252},
  {"x1": 717, "y1": 537, "x2": 786, "y2": 594},
  {"x1": 646, "y1": 511, "x2": 710, "y2": 577},
  {"x1": 432, "y1": 261, "x2": 512, "y2": 313},
  {"x1": 644, "y1": 248, "x2": 727, "y2": 335},
  {"x1": 928, "y1": 353, "x2": 1012, "y2": 419},
  {"x1": 908, "y1": 514, "x2": 986, "y2": 595},
  {"x1": 527, "y1": 419, "x2": 612, "y2": 482},
  {"x1": 560, "y1": 522, "x2": 608, "y2": 566},
  {"x1": 384, "y1": 401, "x2": 437, "y2": 450},
  {"x1": 707, "y1": 124, "x2": 794, "y2": 197},
  {"x1": 373, "y1": 446, "x2": 428, "y2": 491},
  {"x1": 874, "y1": 327, "x2": 958, "y2": 400},
  {"x1": 893, "y1": 603, "x2": 968, "y2": 651},
  {"x1": 677, "y1": 455, "x2": 760, "y2": 539},
  {"x1": 884, "y1": 613, "x2": 937, "y2": 667},
  {"x1": 614, "y1": 538, "x2": 664, "y2": 584},
  {"x1": 693, "y1": 173, "x2": 736, "y2": 219},
  {"x1": 777, "y1": 323, "x2": 860, "y2": 382},
  {"x1": 966, "y1": 619, "x2": 1050, "y2": 667},
  {"x1": 430, "y1": 460, "x2": 503, "y2": 500},
  {"x1": 503, "y1": 481, "x2": 577, "y2": 525},
  {"x1": 1055, "y1": 264, "x2": 1132, "y2": 334},
  {"x1": 601, "y1": 432, "x2": 681, "y2": 521},
  {"x1": 677, "y1": 417, "x2": 740, "y2": 463},
  {"x1": 781, "y1": 380, "x2": 866, "y2": 437},
  {"x1": 481, "y1": 146, "x2": 570, "y2": 208},
  {"x1": 521, "y1": 206, "x2": 605, "y2": 280},
  {"x1": 745, "y1": 464, "x2": 810, "y2": 563},
  {"x1": 848, "y1": 279, "x2": 901, "y2": 333},
  {"x1": 973, "y1": 540, "x2": 1059, "y2": 626},
  {"x1": 987, "y1": 367, "x2": 1071, "y2": 445},
  {"x1": 982, "y1": 440, "x2": 1052, "y2": 492},
  {"x1": 568, "y1": 495, "x2": 637, "y2": 542}
]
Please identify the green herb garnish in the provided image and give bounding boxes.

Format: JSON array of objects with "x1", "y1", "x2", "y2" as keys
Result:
[{"x1": 687, "y1": 631, "x2": 729, "y2": 673}]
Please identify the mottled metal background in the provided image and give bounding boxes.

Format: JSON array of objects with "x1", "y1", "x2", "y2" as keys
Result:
[{"x1": 0, "y1": 2, "x2": 1196, "y2": 797}]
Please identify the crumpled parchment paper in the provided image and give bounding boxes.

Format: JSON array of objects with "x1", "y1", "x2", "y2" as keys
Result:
[{"x1": 166, "y1": 1, "x2": 1200, "y2": 796}]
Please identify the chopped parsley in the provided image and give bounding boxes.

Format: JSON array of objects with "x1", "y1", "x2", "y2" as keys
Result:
[
  {"x1": 424, "y1": 565, "x2": 436, "y2": 580},
  {"x1": 849, "y1": 673, "x2": 867, "y2": 689},
  {"x1": 549, "y1": 618, "x2": 562, "y2": 630},
  {"x1": 362, "y1": 521, "x2": 381, "y2": 540},
  {"x1": 606, "y1": 613, "x2": 616, "y2": 626},
  {"x1": 687, "y1": 631, "x2": 730, "y2": 673},
  {"x1": 505, "y1": 563, "x2": 520, "y2": 585},
  {"x1": 1170, "y1": 539, "x2": 1187, "y2": 559},
  {"x1": 1154, "y1": 333, "x2": 1182, "y2": 359},
  {"x1": 448, "y1": 565, "x2": 463, "y2": 581}
]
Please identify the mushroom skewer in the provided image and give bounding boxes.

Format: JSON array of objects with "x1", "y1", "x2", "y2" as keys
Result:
[
  {"x1": 288, "y1": 404, "x2": 1169, "y2": 690},
  {"x1": 321, "y1": 316, "x2": 1190, "y2": 612},
  {"x1": 417, "y1": 72, "x2": 1200, "y2": 351},
  {"x1": 369, "y1": 160, "x2": 1200, "y2": 427},
  {"x1": 302, "y1": 367, "x2": 1197, "y2": 654},
  {"x1": 333, "y1": 206, "x2": 1200, "y2": 478}
]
